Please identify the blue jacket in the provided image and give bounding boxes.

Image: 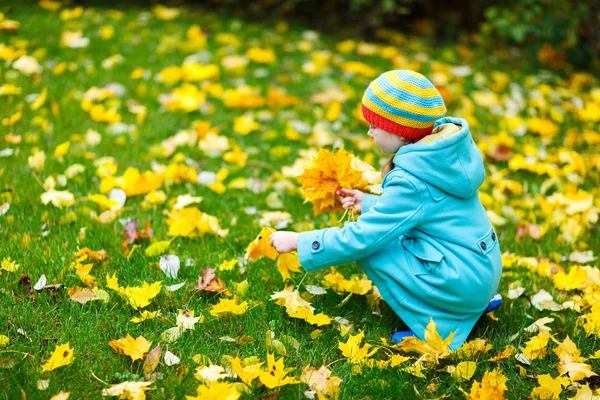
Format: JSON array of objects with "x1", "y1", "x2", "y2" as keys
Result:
[{"x1": 297, "y1": 117, "x2": 502, "y2": 349}]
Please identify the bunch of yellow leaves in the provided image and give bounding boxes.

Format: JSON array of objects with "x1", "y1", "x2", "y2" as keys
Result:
[
  {"x1": 297, "y1": 147, "x2": 368, "y2": 215},
  {"x1": 245, "y1": 227, "x2": 303, "y2": 280},
  {"x1": 106, "y1": 274, "x2": 162, "y2": 310},
  {"x1": 167, "y1": 207, "x2": 228, "y2": 237}
]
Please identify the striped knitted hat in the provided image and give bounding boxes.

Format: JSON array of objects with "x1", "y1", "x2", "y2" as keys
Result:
[{"x1": 361, "y1": 70, "x2": 447, "y2": 140}]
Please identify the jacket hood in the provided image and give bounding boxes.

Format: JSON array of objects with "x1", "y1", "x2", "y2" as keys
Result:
[{"x1": 393, "y1": 117, "x2": 485, "y2": 199}]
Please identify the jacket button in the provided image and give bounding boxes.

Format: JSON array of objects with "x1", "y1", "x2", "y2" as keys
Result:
[
  {"x1": 491, "y1": 232, "x2": 496, "y2": 241},
  {"x1": 312, "y1": 241, "x2": 320, "y2": 250},
  {"x1": 480, "y1": 241, "x2": 487, "y2": 250}
]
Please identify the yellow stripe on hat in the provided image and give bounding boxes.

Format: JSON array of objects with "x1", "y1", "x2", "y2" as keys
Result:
[
  {"x1": 362, "y1": 96, "x2": 435, "y2": 129},
  {"x1": 383, "y1": 71, "x2": 443, "y2": 99},
  {"x1": 370, "y1": 80, "x2": 447, "y2": 117}
]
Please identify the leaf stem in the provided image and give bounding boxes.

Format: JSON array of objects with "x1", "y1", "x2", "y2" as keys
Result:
[{"x1": 90, "y1": 370, "x2": 110, "y2": 386}]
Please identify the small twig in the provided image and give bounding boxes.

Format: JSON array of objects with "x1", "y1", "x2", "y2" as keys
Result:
[{"x1": 90, "y1": 370, "x2": 110, "y2": 386}]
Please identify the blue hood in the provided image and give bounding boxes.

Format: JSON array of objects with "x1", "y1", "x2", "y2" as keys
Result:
[{"x1": 393, "y1": 117, "x2": 485, "y2": 199}]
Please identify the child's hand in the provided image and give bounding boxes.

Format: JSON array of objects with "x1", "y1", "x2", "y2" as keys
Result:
[
  {"x1": 336, "y1": 188, "x2": 365, "y2": 214},
  {"x1": 269, "y1": 231, "x2": 299, "y2": 253}
]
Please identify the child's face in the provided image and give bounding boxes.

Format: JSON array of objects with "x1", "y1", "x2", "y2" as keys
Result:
[{"x1": 368, "y1": 125, "x2": 407, "y2": 154}]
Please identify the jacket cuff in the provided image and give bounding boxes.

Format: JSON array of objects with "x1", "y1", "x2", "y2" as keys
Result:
[
  {"x1": 297, "y1": 229, "x2": 327, "y2": 272},
  {"x1": 361, "y1": 193, "x2": 379, "y2": 214}
]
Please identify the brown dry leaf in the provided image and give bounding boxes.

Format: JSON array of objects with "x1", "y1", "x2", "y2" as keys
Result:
[
  {"x1": 489, "y1": 144, "x2": 513, "y2": 161},
  {"x1": 297, "y1": 147, "x2": 368, "y2": 215},
  {"x1": 68, "y1": 287, "x2": 96, "y2": 304},
  {"x1": 195, "y1": 267, "x2": 228, "y2": 294},
  {"x1": 143, "y1": 344, "x2": 161, "y2": 378},
  {"x1": 123, "y1": 219, "x2": 153, "y2": 244}
]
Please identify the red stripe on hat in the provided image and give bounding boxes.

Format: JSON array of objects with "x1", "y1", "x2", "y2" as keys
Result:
[{"x1": 361, "y1": 104, "x2": 433, "y2": 139}]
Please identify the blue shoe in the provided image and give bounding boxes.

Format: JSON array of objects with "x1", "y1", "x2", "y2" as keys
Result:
[{"x1": 390, "y1": 292, "x2": 503, "y2": 345}]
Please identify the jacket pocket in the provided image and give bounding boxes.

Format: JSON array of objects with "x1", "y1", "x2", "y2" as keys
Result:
[{"x1": 402, "y1": 237, "x2": 444, "y2": 276}]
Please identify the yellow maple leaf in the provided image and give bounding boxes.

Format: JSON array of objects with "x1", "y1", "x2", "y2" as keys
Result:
[
  {"x1": 271, "y1": 287, "x2": 314, "y2": 312},
  {"x1": 229, "y1": 356, "x2": 263, "y2": 386},
  {"x1": 287, "y1": 306, "x2": 332, "y2": 326},
  {"x1": 54, "y1": 141, "x2": 70, "y2": 159},
  {"x1": 40, "y1": 189, "x2": 75, "y2": 208},
  {"x1": 244, "y1": 227, "x2": 278, "y2": 261},
  {"x1": 144, "y1": 240, "x2": 171, "y2": 257},
  {"x1": 451, "y1": 361, "x2": 477, "y2": 381},
  {"x1": 301, "y1": 365, "x2": 343, "y2": 400},
  {"x1": 30, "y1": 88, "x2": 47, "y2": 110},
  {"x1": 276, "y1": 252, "x2": 302, "y2": 280},
  {"x1": 88, "y1": 194, "x2": 120, "y2": 211},
  {"x1": 0, "y1": 257, "x2": 19, "y2": 272},
  {"x1": 258, "y1": 353, "x2": 299, "y2": 389},
  {"x1": 131, "y1": 310, "x2": 161, "y2": 324},
  {"x1": 460, "y1": 370, "x2": 508, "y2": 400},
  {"x1": 75, "y1": 262, "x2": 96, "y2": 287},
  {"x1": 76, "y1": 247, "x2": 108, "y2": 261},
  {"x1": 553, "y1": 266, "x2": 589, "y2": 291},
  {"x1": 400, "y1": 318, "x2": 454, "y2": 363},
  {"x1": 105, "y1": 274, "x2": 162, "y2": 310},
  {"x1": 457, "y1": 338, "x2": 492, "y2": 359},
  {"x1": 529, "y1": 373, "x2": 569, "y2": 400},
  {"x1": 185, "y1": 382, "x2": 241, "y2": 400},
  {"x1": 108, "y1": 334, "x2": 152, "y2": 362},
  {"x1": 210, "y1": 296, "x2": 249, "y2": 318},
  {"x1": 167, "y1": 207, "x2": 228, "y2": 238},
  {"x1": 194, "y1": 364, "x2": 231, "y2": 383},
  {"x1": 580, "y1": 303, "x2": 600, "y2": 337},
  {"x1": 488, "y1": 345, "x2": 515, "y2": 362},
  {"x1": 523, "y1": 332, "x2": 551, "y2": 360},
  {"x1": 48, "y1": 392, "x2": 70, "y2": 400},
  {"x1": 297, "y1": 147, "x2": 368, "y2": 215},
  {"x1": 554, "y1": 337, "x2": 597, "y2": 382},
  {"x1": 102, "y1": 381, "x2": 152, "y2": 400},
  {"x1": 569, "y1": 385, "x2": 600, "y2": 400},
  {"x1": 120, "y1": 168, "x2": 164, "y2": 197},
  {"x1": 41, "y1": 343, "x2": 74, "y2": 372},
  {"x1": 322, "y1": 268, "x2": 372, "y2": 295},
  {"x1": 338, "y1": 331, "x2": 377, "y2": 365}
]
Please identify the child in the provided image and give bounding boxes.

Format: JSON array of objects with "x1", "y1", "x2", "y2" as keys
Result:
[{"x1": 270, "y1": 70, "x2": 502, "y2": 350}]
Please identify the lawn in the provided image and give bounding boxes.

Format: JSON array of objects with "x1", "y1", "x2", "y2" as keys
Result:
[{"x1": 1, "y1": 1, "x2": 600, "y2": 399}]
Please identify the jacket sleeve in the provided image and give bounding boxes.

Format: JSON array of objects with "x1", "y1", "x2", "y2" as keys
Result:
[
  {"x1": 361, "y1": 193, "x2": 379, "y2": 214},
  {"x1": 297, "y1": 176, "x2": 424, "y2": 272}
]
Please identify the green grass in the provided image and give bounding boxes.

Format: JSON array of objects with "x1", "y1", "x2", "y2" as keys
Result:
[{"x1": 1, "y1": 1, "x2": 600, "y2": 399}]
